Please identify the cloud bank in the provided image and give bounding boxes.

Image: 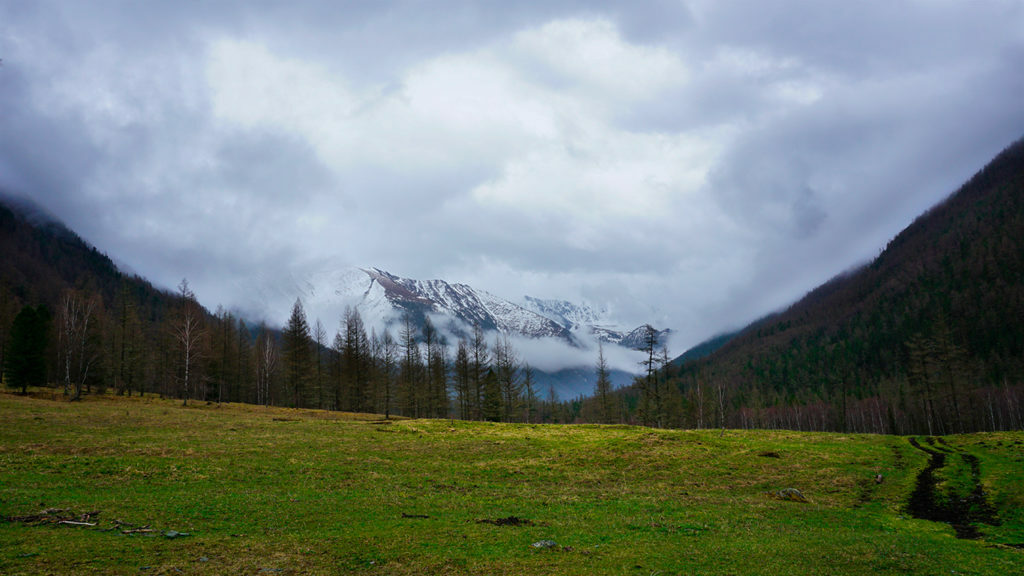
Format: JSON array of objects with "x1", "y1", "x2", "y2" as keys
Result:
[{"x1": 2, "y1": 0, "x2": 1023, "y2": 354}]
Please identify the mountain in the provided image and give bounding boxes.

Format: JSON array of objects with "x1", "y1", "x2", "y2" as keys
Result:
[
  {"x1": 237, "y1": 267, "x2": 574, "y2": 341},
  {"x1": 362, "y1": 269, "x2": 573, "y2": 341},
  {"x1": 519, "y1": 296, "x2": 671, "y2": 348},
  {"x1": 0, "y1": 193, "x2": 167, "y2": 313},
  {"x1": 234, "y1": 267, "x2": 672, "y2": 399},
  {"x1": 520, "y1": 296, "x2": 607, "y2": 331},
  {"x1": 667, "y1": 136, "x2": 1024, "y2": 434}
]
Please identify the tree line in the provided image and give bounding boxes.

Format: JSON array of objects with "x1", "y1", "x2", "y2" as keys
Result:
[{"x1": 1, "y1": 277, "x2": 580, "y2": 423}]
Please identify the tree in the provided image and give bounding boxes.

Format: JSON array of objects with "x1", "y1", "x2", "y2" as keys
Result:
[
  {"x1": 453, "y1": 338, "x2": 472, "y2": 419},
  {"x1": 636, "y1": 325, "x2": 663, "y2": 427},
  {"x1": 341, "y1": 307, "x2": 371, "y2": 412},
  {"x1": 470, "y1": 323, "x2": 490, "y2": 420},
  {"x1": 493, "y1": 334, "x2": 521, "y2": 422},
  {"x1": 234, "y1": 318, "x2": 254, "y2": 404},
  {"x1": 57, "y1": 290, "x2": 101, "y2": 401},
  {"x1": 255, "y1": 323, "x2": 278, "y2": 406},
  {"x1": 594, "y1": 341, "x2": 613, "y2": 423},
  {"x1": 482, "y1": 368, "x2": 502, "y2": 422},
  {"x1": 173, "y1": 279, "x2": 205, "y2": 406},
  {"x1": 313, "y1": 318, "x2": 327, "y2": 409},
  {"x1": 423, "y1": 316, "x2": 449, "y2": 418},
  {"x1": 399, "y1": 313, "x2": 423, "y2": 417},
  {"x1": 4, "y1": 305, "x2": 50, "y2": 394},
  {"x1": 0, "y1": 285, "x2": 19, "y2": 387},
  {"x1": 380, "y1": 329, "x2": 398, "y2": 419},
  {"x1": 331, "y1": 328, "x2": 346, "y2": 411},
  {"x1": 522, "y1": 362, "x2": 537, "y2": 423},
  {"x1": 281, "y1": 298, "x2": 312, "y2": 408},
  {"x1": 113, "y1": 281, "x2": 142, "y2": 397}
]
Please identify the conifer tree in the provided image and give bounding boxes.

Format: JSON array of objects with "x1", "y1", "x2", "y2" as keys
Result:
[
  {"x1": 5, "y1": 305, "x2": 50, "y2": 394},
  {"x1": 282, "y1": 298, "x2": 312, "y2": 408},
  {"x1": 594, "y1": 341, "x2": 613, "y2": 423}
]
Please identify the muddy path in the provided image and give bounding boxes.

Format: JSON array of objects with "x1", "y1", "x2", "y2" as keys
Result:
[{"x1": 906, "y1": 437, "x2": 1000, "y2": 540}]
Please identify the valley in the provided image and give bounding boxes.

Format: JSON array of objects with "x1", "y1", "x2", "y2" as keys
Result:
[{"x1": 1, "y1": 392, "x2": 1022, "y2": 575}]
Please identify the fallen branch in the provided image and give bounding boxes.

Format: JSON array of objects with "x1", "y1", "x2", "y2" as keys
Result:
[{"x1": 58, "y1": 520, "x2": 97, "y2": 527}]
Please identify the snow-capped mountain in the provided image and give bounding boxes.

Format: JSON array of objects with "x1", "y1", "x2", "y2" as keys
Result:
[
  {"x1": 232, "y1": 265, "x2": 671, "y2": 399},
  {"x1": 520, "y1": 296, "x2": 670, "y2": 349},
  {"x1": 360, "y1": 268, "x2": 572, "y2": 340},
  {"x1": 235, "y1": 266, "x2": 571, "y2": 341},
  {"x1": 521, "y1": 296, "x2": 608, "y2": 331},
  {"x1": 235, "y1": 266, "x2": 669, "y2": 354}
]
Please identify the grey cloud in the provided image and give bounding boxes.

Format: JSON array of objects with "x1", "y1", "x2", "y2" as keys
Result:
[{"x1": 2, "y1": 0, "x2": 1023, "y2": 354}]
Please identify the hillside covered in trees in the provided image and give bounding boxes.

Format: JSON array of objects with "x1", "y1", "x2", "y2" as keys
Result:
[{"x1": 637, "y1": 137, "x2": 1024, "y2": 434}]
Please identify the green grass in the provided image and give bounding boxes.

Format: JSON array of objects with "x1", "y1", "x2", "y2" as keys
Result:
[{"x1": 1, "y1": 391, "x2": 1022, "y2": 575}]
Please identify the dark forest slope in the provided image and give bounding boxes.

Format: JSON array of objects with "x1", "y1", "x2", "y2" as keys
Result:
[
  {"x1": 0, "y1": 197, "x2": 168, "y2": 313},
  {"x1": 672, "y1": 137, "x2": 1024, "y2": 434}
]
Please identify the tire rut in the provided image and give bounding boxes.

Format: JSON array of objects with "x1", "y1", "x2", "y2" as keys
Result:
[{"x1": 906, "y1": 437, "x2": 1000, "y2": 540}]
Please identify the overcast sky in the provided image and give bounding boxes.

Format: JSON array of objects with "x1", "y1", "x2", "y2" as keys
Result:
[{"x1": 2, "y1": 0, "x2": 1023, "y2": 351}]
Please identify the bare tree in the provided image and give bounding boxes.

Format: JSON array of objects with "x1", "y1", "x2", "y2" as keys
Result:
[
  {"x1": 256, "y1": 323, "x2": 278, "y2": 406},
  {"x1": 594, "y1": 341, "x2": 613, "y2": 423},
  {"x1": 399, "y1": 313, "x2": 423, "y2": 416},
  {"x1": 173, "y1": 279, "x2": 204, "y2": 406},
  {"x1": 381, "y1": 329, "x2": 397, "y2": 419},
  {"x1": 314, "y1": 318, "x2": 327, "y2": 409},
  {"x1": 470, "y1": 323, "x2": 490, "y2": 420},
  {"x1": 493, "y1": 334, "x2": 521, "y2": 422},
  {"x1": 58, "y1": 290, "x2": 99, "y2": 401},
  {"x1": 522, "y1": 362, "x2": 537, "y2": 423},
  {"x1": 454, "y1": 338, "x2": 472, "y2": 420}
]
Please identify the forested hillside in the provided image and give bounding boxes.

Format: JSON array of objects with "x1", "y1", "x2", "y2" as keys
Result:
[
  {"x1": 660, "y1": 137, "x2": 1024, "y2": 434},
  {"x1": 0, "y1": 197, "x2": 180, "y2": 399}
]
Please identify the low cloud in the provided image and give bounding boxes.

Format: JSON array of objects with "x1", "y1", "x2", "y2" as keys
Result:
[{"x1": 2, "y1": 0, "x2": 1023, "y2": 358}]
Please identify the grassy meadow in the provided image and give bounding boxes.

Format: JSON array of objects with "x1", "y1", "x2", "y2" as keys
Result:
[{"x1": 1, "y1": 391, "x2": 1022, "y2": 575}]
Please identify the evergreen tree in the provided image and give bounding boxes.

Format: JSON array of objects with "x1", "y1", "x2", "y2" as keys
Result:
[
  {"x1": 282, "y1": 298, "x2": 312, "y2": 408},
  {"x1": 482, "y1": 368, "x2": 502, "y2": 422},
  {"x1": 4, "y1": 305, "x2": 50, "y2": 393}
]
